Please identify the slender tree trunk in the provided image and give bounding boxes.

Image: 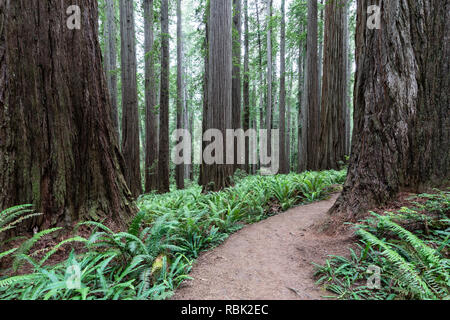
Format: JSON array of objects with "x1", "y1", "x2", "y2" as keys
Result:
[
  {"x1": 344, "y1": 0, "x2": 351, "y2": 156},
  {"x1": 144, "y1": 0, "x2": 159, "y2": 193},
  {"x1": 297, "y1": 27, "x2": 307, "y2": 173},
  {"x1": 255, "y1": 0, "x2": 265, "y2": 171},
  {"x1": 199, "y1": 2, "x2": 209, "y2": 186},
  {"x1": 266, "y1": 0, "x2": 273, "y2": 159},
  {"x1": 176, "y1": 0, "x2": 185, "y2": 189},
  {"x1": 286, "y1": 61, "x2": 293, "y2": 172},
  {"x1": 243, "y1": 0, "x2": 250, "y2": 173},
  {"x1": 330, "y1": 0, "x2": 450, "y2": 220},
  {"x1": 158, "y1": 0, "x2": 170, "y2": 193},
  {"x1": 202, "y1": 0, "x2": 233, "y2": 192},
  {"x1": 105, "y1": 0, "x2": 119, "y2": 141},
  {"x1": 232, "y1": 0, "x2": 242, "y2": 172},
  {"x1": 0, "y1": 0, "x2": 136, "y2": 230},
  {"x1": 120, "y1": 0, "x2": 142, "y2": 197},
  {"x1": 318, "y1": 0, "x2": 347, "y2": 170},
  {"x1": 279, "y1": 0, "x2": 287, "y2": 174},
  {"x1": 318, "y1": 0, "x2": 324, "y2": 112},
  {"x1": 305, "y1": 0, "x2": 320, "y2": 171}
]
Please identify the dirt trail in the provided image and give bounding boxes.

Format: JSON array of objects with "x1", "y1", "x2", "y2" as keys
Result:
[{"x1": 173, "y1": 194, "x2": 354, "y2": 300}]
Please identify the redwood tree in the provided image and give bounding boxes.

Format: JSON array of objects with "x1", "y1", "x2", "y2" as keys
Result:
[
  {"x1": 278, "y1": 0, "x2": 287, "y2": 174},
  {"x1": 232, "y1": 0, "x2": 242, "y2": 172},
  {"x1": 144, "y1": 0, "x2": 159, "y2": 192},
  {"x1": 158, "y1": 0, "x2": 170, "y2": 193},
  {"x1": 104, "y1": 0, "x2": 119, "y2": 141},
  {"x1": 120, "y1": 0, "x2": 142, "y2": 197},
  {"x1": 305, "y1": 0, "x2": 320, "y2": 171},
  {"x1": 201, "y1": 0, "x2": 233, "y2": 192},
  {"x1": 330, "y1": 0, "x2": 450, "y2": 219},
  {"x1": 0, "y1": 0, "x2": 136, "y2": 230},
  {"x1": 318, "y1": 0, "x2": 347, "y2": 170}
]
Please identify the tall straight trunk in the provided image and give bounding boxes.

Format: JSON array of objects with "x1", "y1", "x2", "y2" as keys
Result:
[
  {"x1": 286, "y1": 62, "x2": 293, "y2": 172},
  {"x1": 199, "y1": 2, "x2": 209, "y2": 186},
  {"x1": 305, "y1": 0, "x2": 320, "y2": 170},
  {"x1": 144, "y1": 0, "x2": 159, "y2": 193},
  {"x1": 318, "y1": 0, "x2": 324, "y2": 111},
  {"x1": 120, "y1": 0, "x2": 142, "y2": 197},
  {"x1": 318, "y1": 0, "x2": 347, "y2": 170},
  {"x1": 243, "y1": 0, "x2": 250, "y2": 173},
  {"x1": 105, "y1": 0, "x2": 119, "y2": 141},
  {"x1": 297, "y1": 27, "x2": 307, "y2": 172},
  {"x1": 330, "y1": 0, "x2": 450, "y2": 220},
  {"x1": 232, "y1": 0, "x2": 242, "y2": 172},
  {"x1": 0, "y1": 0, "x2": 136, "y2": 230},
  {"x1": 255, "y1": 0, "x2": 265, "y2": 155},
  {"x1": 344, "y1": 0, "x2": 351, "y2": 156},
  {"x1": 202, "y1": 0, "x2": 233, "y2": 192},
  {"x1": 176, "y1": 0, "x2": 185, "y2": 189},
  {"x1": 266, "y1": 0, "x2": 273, "y2": 159},
  {"x1": 158, "y1": 0, "x2": 170, "y2": 193},
  {"x1": 279, "y1": 0, "x2": 287, "y2": 174}
]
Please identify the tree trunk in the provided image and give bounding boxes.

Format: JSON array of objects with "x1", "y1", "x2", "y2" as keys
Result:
[
  {"x1": 243, "y1": 0, "x2": 250, "y2": 173},
  {"x1": 158, "y1": 0, "x2": 170, "y2": 193},
  {"x1": 202, "y1": 0, "x2": 233, "y2": 192},
  {"x1": 330, "y1": 0, "x2": 450, "y2": 220},
  {"x1": 120, "y1": 0, "x2": 142, "y2": 197},
  {"x1": 318, "y1": 0, "x2": 347, "y2": 170},
  {"x1": 199, "y1": 2, "x2": 209, "y2": 186},
  {"x1": 144, "y1": 0, "x2": 159, "y2": 193},
  {"x1": 305, "y1": 0, "x2": 320, "y2": 171},
  {"x1": 279, "y1": 0, "x2": 287, "y2": 174},
  {"x1": 286, "y1": 61, "x2": 293, "y2": 172},
  {"x1": 232, "y1": 0, "x2": 242, "y2": 172},
  {"x1": 176, "y1": 0, "x2": 185, "y2": 190},
  {"x1": 0, "y1": 0, "x2": 136, "y2": 231},
  {"x1": 297, "y1": 27, "x2": 307, "y2": 173},
  {"x1": 344, "y1": 0, "x2": 351, "y2": 156},
  {"x1": 266, "y1": 0, "x2": 273, "y2": 160},
  {"x1": 318, "y1": 0, "x2": 324, "y2": 112},
  {"x1": 105, "y1": 0, "x2": 119, "y2": 141}
]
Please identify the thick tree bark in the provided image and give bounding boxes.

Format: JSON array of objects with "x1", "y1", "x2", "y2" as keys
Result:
[
  {"x1": 176, "y1": 0, "x2": 185, "y2": 190},
  {"x1": 120, "y1": 0, "x2": 142, "y2": 197},
  {"x1": 202, "y1": 0, "x2": 233, "y2": 192},
  {"x1": 305, "y1": 0, "x2": 320, "y2": 171},
  {"x1": 158, "y1": 0, "x2": 170, "y2": 193},
  {"x1": 0, "y1": 0, "x2": 136, "y2": 231},
  {"x1": 279, "y1": 0, "x2": 287, "y2": 174},
  {"x1": 105, "y1": 0, "x2": 119, "y2": 141},
  {"x1": 330, "y1": 0, "x2": 450, "y2": 220},
  {"x1": 243, "y1": 0, "x2": 250, "y2": 173},
  {"x1": 144, "y1": 0, "x2": 159, "y2": 193},
  {"x1": 318, "y1": 0, "x2": 347, "y2": 170},
  {"x1": 232, "y1": 0, "x2": 242, "y2": 172}
]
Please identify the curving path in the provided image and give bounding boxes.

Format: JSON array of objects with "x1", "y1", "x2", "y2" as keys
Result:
[{"x1": 172, "y1": 194, "x2": 354, "y2": 300}]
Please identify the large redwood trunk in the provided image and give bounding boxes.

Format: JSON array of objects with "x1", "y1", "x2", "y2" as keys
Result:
[
  {"x1": 318, "y1": 0, "x2": 347, "y2": 170},
  {"x1": 0, "y1": 0, "x2": 136, "y2": 231},
  {"x1": 330, "y1": 0, "x2": 449, "y2": 220}
]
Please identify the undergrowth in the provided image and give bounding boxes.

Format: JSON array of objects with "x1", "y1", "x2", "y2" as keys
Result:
[
  {"x1": 314, "y1": 189, "x2": 450, "y2": 300},
  {"x1": 0, "y1": 170, "x2": 346, "y2": 300}
]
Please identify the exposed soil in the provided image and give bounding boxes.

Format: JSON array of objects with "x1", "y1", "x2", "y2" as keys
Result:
[{"x1": 172, "y1": 194, "x2": 356, "y2": 300}]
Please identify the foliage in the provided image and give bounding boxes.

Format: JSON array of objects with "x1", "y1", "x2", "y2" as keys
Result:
[
  {"x1": 314, "y1": 190, "x2": 450, "y2": 300},
  {"x1": 0, "y1": 170, "x2": 345, "y2": 300}
]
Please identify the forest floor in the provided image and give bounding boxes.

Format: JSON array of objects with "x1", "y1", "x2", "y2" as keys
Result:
[{"x1": 172, "y1": 193, "x2": 356, "y2": 300}]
